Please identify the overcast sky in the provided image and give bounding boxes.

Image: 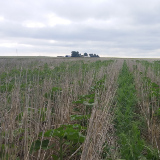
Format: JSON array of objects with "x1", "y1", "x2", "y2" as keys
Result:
[{"x1": 0, "y1": 0, "x2": 160, "y2": 57}]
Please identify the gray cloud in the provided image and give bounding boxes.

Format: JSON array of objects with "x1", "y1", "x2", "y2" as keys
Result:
[{"x1": 0, "y1": 0, "x2": 160, "y2": 57}]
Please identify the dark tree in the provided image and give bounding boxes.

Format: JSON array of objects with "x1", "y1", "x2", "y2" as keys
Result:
[
  {"x1": 84, "y1": 52, "x2": 88, "y2": 56},
  {"x1": 89, "y1": 53, "x2": 99, "y2": 57},
  {"x1": 71, "y1": 51, "x2": 80, "y2": 57},
  {"x1": 89, "y1": 54, "x2": 93, "y2": 57}
]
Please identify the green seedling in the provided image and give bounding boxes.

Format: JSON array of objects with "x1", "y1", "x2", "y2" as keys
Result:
[
  {"x1": 30, "y1": 124, "x2": 85, "y2": 160},
  {"x1": 70, "y1": 114, "x2": 90, "y2": 127},
  {"x1": 44, "y1": 87, "x2": 62, "y2": 100}
]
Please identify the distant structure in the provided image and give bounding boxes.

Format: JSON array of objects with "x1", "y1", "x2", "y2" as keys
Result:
[{"x1": 65, "y1": 55, "x2": 71, "y2": 57}]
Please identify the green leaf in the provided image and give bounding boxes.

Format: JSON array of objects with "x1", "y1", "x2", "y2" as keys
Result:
[
  {"x1": 65, "y1": 128, "x2": 85, "y2": 143},
  {"x1": 72, "y1": 124, "x2": 82, "y2": 130},
  {"x1": 51, "y1": 126, "x2": 66, "y2": 138},
  {"x1": 44, "y1": 129, "x2": 54, "y2": 137},
  {"x1": 41, "y1": 140, "x2": 50, "y2": 150},
  {"x1": 64, "y1": 141, "x2": 71, "y2": 145},
  {"x1": 30, "y1": 139, "x2": 49, "y2": 153},
  {"x1": 88, "y1": 98, "x2": 94, "y2": 103},
  {"x1": 72, "y1": 99, "x2": 84, "y2": 104},
  {"x1": 51, "y1": 87, "x2": 62, "y2": 92},
  {"x1": 52, "y1": 154, "x2": 59, "y2": 160}
]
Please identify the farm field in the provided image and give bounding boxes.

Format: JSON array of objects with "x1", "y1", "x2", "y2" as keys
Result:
[{"x1": 0, "y1": 57, "x2": 160, "y2": 160}]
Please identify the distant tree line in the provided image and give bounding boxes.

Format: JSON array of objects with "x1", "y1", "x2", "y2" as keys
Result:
[
  {"x1": 71, "y1": 51, "x2": 81, "y2": 57},
  {"x1": 89, "y1": 54, "x2": 99, "y2": 57},
  {"x1": 71, "y1": 51, "x2": 99, "y2": 57}
]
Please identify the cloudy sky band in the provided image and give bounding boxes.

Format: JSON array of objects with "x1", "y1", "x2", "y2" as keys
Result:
[{"x1": 0, "y1": 0, "x2": 160, "y2": 57}]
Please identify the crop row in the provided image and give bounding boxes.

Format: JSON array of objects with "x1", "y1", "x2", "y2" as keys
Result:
[
  {"x1": 111, "y1": 61, "x2": 159, "y2": 159},
  {"x1": 81, "y1": 60, "x2": 123, "y2": 160},
  {"x1": 128, "y1": 60, "x2": 160, "y2": 156}
]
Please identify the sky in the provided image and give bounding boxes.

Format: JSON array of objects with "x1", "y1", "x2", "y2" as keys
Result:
[{"x1": 0, "y1": 0, "x2": 160, "y2": 58}]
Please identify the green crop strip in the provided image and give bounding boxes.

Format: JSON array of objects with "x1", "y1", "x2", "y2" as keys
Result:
[{"x1": 113, "y1": 61, "x2": 159, "y2": 160}]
